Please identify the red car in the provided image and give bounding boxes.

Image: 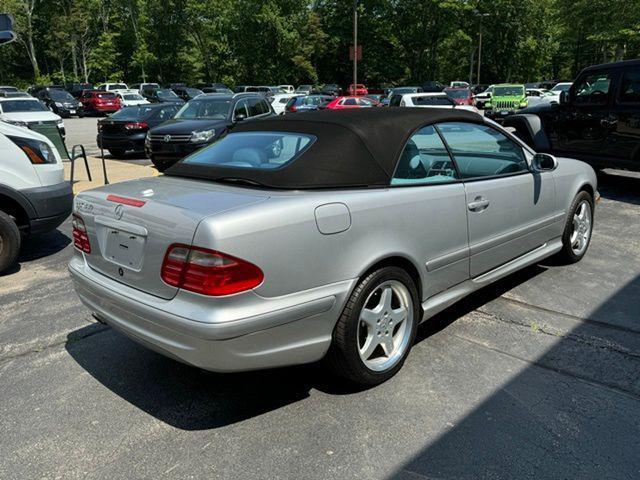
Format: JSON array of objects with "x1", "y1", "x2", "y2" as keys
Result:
[
  {"x1": 79, "y1": 90, "x2": 122, "y2": 115},
  {"x1": 326, "y1": 96, "x2": 380, "y2": 109},
  {"x1": 443, "y1": 87, "x2": 474, "y2": 106},
  {"x1": 347, "y1": 84, "x2": 369, "y2": 95}
]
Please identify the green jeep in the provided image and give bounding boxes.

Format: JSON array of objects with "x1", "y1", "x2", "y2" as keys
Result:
[{"x1": 485, "y1": 84, "x2": 528, "y2": 121}]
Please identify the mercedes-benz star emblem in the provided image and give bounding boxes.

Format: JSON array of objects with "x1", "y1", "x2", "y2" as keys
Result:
[
  {"x1": 114, "y1": 204, "x2": 124, "y2": 220},
  {"x1": 164, "y1": 134, "x2": 171, "y2": 142}
]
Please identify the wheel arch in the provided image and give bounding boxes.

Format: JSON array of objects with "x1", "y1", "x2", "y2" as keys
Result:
[
  {"x1": 357, "y1": 254, "x2": 423, "y2": 302},
  {"x1": 0, "y1": 186, "x2": 34, "y2": 230}
]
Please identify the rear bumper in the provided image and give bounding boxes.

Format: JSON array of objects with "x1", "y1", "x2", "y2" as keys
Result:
[
  {"x1": 68, "y1": 255, "x2": 355, "y2": 372},
  {"x1": 21, "y1": 181, "x2": 73, "y2": 234},
  {"x1": 97, "y1": 133, "x2": 146, "y2": 151}
]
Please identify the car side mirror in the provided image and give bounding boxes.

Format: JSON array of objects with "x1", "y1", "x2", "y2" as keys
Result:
[
  {"x1": 234, "y1": 112, "x2": 247, "y2": 122},
  {"x1": 532, "y1": 153, "x2": 558, "y2": 172},
  {"x1": 0, "y1": 14, "x2": 16, "y2": 45},
  {"x1": 559, "y1": 90, "x2": 568, "y2": 104}
]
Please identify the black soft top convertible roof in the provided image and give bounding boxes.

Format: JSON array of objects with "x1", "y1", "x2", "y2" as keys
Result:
[{"x1": 166, "y1": 108, "x2": 485, "y2": 189}]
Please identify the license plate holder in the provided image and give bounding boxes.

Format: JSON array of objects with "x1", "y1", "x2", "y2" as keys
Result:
[{"x1": 104, "y1": 228, "x2": 146, "y2": 270}]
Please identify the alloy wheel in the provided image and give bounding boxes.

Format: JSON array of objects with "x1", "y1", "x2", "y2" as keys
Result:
[
  {"x1": 357, "y1": 280, "x2": 414, "y2": 372},
  {"x1": 570, "y1": 200, "x2": 592, "y2": 255}
]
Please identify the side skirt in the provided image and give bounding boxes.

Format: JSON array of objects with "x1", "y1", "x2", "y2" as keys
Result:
[{"x1": 420, "y1": 238, "x2": 563, "y2": 323}]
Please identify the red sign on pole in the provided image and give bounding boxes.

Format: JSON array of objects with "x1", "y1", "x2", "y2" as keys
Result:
[{"x1": 349, "y1": 45, "x2": 362, "y2": 61}]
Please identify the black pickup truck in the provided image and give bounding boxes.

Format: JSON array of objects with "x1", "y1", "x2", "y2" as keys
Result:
[{"x1": 505, "y1": 59, "x2": 640, "y2": 171}]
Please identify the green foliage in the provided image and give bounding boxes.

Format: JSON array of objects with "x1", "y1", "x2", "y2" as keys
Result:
[{"x1": 0, "y1": 0, "x2": 637, "y2": 86}]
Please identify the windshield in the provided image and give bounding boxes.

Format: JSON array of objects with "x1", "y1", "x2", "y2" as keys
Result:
[
  {"x1": 444, "y1": 89, "x2": 470, "y2": 99},
  {"x1": 298, "y1": 96, "x2": 329, "y2": 106},
  {"x1": 110, "y1": 84, "x2": 128, "y2": 90},
  {"x1": 0, "y1": 86, "x2": 18, "y2": 92},
  {"x1": 122, "y1": 94, "x2": 144, "y2": 100},
  {"x1": 551, "y1": 83, "x2": 571, "y2": 92},
  {"x1": 96, "y1": 92, "x2": 116, "y2": 99},
  {"x1": 412, "y1": 96, "x2": 453, "y2": 106},
  {"x1": 157, "y1": 89, "x2": 180, "y2": 100},
  {"x1": 175, "y1": 98, "x2": 230, "y2": 119},
  {"x1": 181, "y1": 132, "x2": 315, "y2": 170},
  {"x1": 49, "y1": 90, "x2": 75, "y2": 101},
  {"x1": 110, "y1": 106, "x2": 154, "y2": 120},
  {"x1": 494, "y1": 86, "x2": 524, "y2": 96},
  {"x1": 0, "y1": 99, "x2": 48, "y2": 112}
]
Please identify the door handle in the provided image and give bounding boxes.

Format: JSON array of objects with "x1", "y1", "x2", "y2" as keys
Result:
[{"x1": 468, "y1": 197, "x2": 490, "y2": 211}]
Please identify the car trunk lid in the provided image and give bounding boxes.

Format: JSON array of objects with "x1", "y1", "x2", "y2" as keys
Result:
[{"x1": 75, "y1": 176, "x2": 269, "y2": 299}]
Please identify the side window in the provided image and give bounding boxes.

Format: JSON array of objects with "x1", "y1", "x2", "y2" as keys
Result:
[
  {"x1": 389, "y1": 95, "x2": 401, "y2": 107},
  {"x1": 343, "y1": 98, "x2": 357, "y2": 106},
  {"x1": 437, "y1": 122, "x2": 528, "y2": 179},
  {"x1": 572, "y1": 72, "x2": 612, "y2": 105},
  {"x1": 619, "y1": 67, "x2": 640, "y2": 103},
  {"x1": 234, "y1": 99, "x2": 248, "y2": 118},
  {"x1": 391, "y1": 125, "x2": 458, "y2": 185},
  {"x1": 259, "y1": 99, "x2": 271, "y2": 114},
  {"x1": 246, "y1": 97, "x2": 263, "y2": 116}
]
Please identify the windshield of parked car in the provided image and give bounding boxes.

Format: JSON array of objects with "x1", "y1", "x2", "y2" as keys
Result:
[
  {"x1": 180, "y1": 132, "x2": 315, "y2": 170},
  {"x1": 122, "y1": 93, "x2": 145, "y2": 100},
  {"x1": 0, "y1": 99, "x2": 48, "y2": 112},
  {"x1": 175, "y1": 98, "x2": 231, "y2": 119},
  {"x1": 110, "y1": 105, "x2": 154, "y2": 119},
  {"x1": 49, "y1": 90, "x2": 75, "y2": 102},
  {"x1": 551, "y1": 83, "x2": 571, "y2": 92},
  {"x1": 157, "y1": 89, "x2": 180, "y2": 100},
  {"x1": 96, "y1": 92, "x2": 116, "y2": 99},
  {"x1": 444, "y1": 89, "x2": 471, "y2": 99},
  {"x1": 109, "y1": 84, "x2": 127, "y2": 90},
  {"x1": 493, "y1": 86, "x2": 524, "y2": 96},
  {"x1": 412, "y1": 96, "x2": 454, "y2": 106}
]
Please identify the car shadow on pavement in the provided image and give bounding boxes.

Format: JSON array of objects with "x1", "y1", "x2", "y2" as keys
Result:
[
  {"x1": 1, "y1": 228, "x2": 71, "y2": 276},
  {"x1": 391, "y1": 272, "x2": 640, "y2": 480},
  {"x1": 64, "y1": 264, "x2": 549, "y2": 431},
  {"x1": 597, "y1": 169, "x2": 640, "y2": 205}
]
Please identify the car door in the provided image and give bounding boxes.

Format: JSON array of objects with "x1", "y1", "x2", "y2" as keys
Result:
[
  {"x1": 553, "y1": 70, "x2": 614, "y2": 158},
  {"x1": 437, "y1": 122, "x2": 558, "y2": 277},
  {"x1": 390, "y1": 125, "x2": 469, "y2": 298},
  {"x1": 609, "y1": 65, "x2": 640, "y2": 167}
]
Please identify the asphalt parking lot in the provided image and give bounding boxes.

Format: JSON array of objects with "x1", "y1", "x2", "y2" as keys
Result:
[{"x1": 1, "y1": 146, "x2": 640, "y2": 477}]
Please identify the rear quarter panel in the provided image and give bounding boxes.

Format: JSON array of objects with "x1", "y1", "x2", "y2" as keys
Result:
[{"x1": 192, "y1": 184, "x2": 469, "y2": 300}]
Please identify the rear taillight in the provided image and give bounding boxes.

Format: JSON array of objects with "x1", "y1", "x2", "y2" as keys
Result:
[
  {"x1": 124, "y1": 122, "x2": 148, "y2": 130},
  {"x1": 72, "y1": 214, "x2": 91, "y2": 253},
  {"x1": 161, "y1": 244, "x2": 264, "y2": 296},
  {"x1": 287, "y1": 105, "x2": 297, "y2": 113}
]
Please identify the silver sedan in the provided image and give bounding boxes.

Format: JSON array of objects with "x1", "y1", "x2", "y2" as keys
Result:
[{"x1": 69, "y1": 108, "x2": 597, "y2": 385}]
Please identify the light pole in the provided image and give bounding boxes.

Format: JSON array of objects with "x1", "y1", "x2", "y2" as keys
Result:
[
  {"x1": 353, "y1": 0, "x2": 358, "y2": 95},
  {"x1": 473, "y1": 10, "x2": 490, "y2": 85}
]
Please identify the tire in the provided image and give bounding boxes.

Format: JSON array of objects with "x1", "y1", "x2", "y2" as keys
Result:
[
  {"x1": 555, "y1": 191, "x2": 594, "y2": 264},
  {"x1": 108, "y1": 148, "x2": 126, "y2": 158},
  {"x1": 0, "y1": 210, "x2": 21, "y2": 274},
  {"x1": 326, "y1": 266, "x2": 419, "y2": 386}
]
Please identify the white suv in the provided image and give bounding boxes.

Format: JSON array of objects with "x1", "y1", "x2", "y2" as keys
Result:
[
  {"x1": 0, "y1": 96, "x2": 65, "y2": 137},
  {"x1": 0, "y1": 121, "x2": 72, "y2": 272}
]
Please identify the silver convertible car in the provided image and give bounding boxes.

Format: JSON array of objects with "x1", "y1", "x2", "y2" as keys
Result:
[{"x1": 69, "y1": 108, "x2": 597, "y2": 385}]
